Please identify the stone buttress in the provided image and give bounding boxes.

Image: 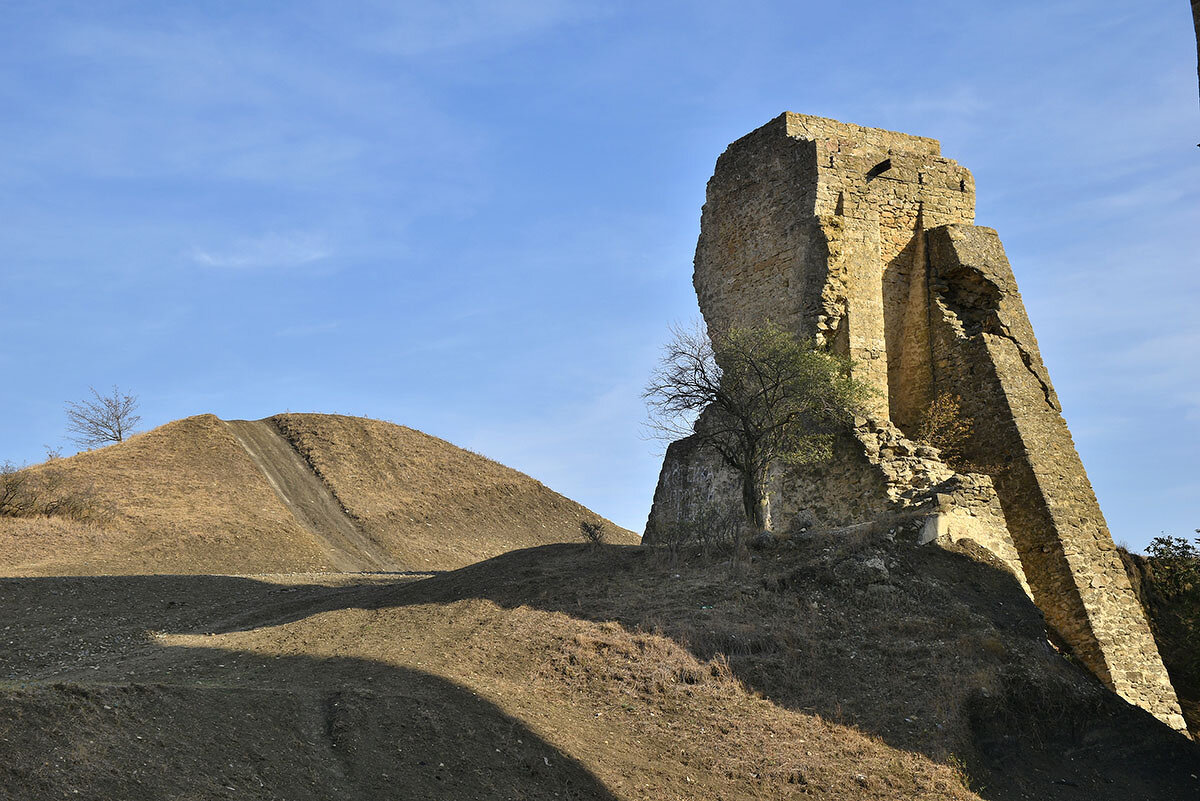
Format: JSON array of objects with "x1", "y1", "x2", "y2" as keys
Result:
[{"x1": 645, "y1": 112, "x2": 1186, "y2": 732}]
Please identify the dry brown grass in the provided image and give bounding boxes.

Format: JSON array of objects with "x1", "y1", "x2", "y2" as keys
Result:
[
  {"x1": 0, "y1": 516, "x2": 111, "y2": 571},
  {"x1": 0, "y1": 538, "x2": 1196, "y2": 799},
  {"x1": 397, "y1": 540, "x2": 1200, "y2": 798},
  {"x1": 271, "y1": 413, "x2": 638, "y2": 570},
  {"x1": 0, "y1": 415, "x2": 331, "y2": 575},
  {"x1": 1, "y1": 413, "x2": 1192, "y2": 798},
  {"x1": 0, "y1": 571, "x2": 978, "y2": 800},
  {"x1": 0, "y1": 413, "x2": 635, "y2": 576}
]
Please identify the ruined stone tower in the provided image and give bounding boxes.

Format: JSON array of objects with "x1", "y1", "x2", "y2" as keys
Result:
[{"x1": 646, "y1": 113, "x2": 1186, "y2": 732}]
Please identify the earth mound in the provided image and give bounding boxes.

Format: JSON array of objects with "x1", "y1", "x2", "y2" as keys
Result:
[
  {"x1": 1, "y1": 535, "x2": 1196, "y2": 799},
  {"x1": 0, "y1": 413, "x2": 633, "y2": 575}
]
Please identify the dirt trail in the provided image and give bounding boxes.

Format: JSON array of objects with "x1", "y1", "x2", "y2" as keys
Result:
[{"x1": 223, "y1": 419, "x2": 394, "y2": 572}]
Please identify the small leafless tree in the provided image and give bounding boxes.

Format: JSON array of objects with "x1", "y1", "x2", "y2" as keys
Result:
[
  {"x1": 0, "y1": 462, "x2": 30, "y2": 517},
  {"x1": 65, "y1": 385, "x2": 141, "y2": 448},
  {"x1": 914, "y1": 392, "x2": 1003, "y2": 476}
]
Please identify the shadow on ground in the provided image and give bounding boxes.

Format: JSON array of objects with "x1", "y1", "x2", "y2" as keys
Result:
[
  {"x1": 368, "y1": 541, "x2": 1200, "y2": 800},
  {"x1": 0, "y1": 645, "x2": 618, "y2": 801},
  {"x1": 3, "y1": 538, "x2": 1199, "y2": 800}
]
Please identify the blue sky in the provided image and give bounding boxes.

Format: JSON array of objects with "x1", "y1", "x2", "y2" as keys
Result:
[{"x1": 1, "y1": 1, "x2": 1197, "y2": 551}]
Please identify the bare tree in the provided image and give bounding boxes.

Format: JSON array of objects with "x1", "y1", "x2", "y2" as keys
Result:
[
  {"x1": 0, "y1": 461, "x2": 31, "y2": 517},
  {"x1": 915, "y1": 392, "x2": 973, "y2": 466},
  {"x1": 645, "y1": 321, "x2": 872, "y2": 534},
  {"x1": 65, "y1": 385, "x2": 141, "y2": 448}
]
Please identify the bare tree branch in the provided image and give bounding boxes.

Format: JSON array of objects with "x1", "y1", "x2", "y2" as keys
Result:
[{"x1": 65, "y1": 385, "x2": 141, "y2": 448}]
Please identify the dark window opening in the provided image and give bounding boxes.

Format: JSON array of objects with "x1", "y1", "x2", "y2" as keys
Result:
[{"x1": 866, "y1": 158, "x2": 892, "y2": 181}]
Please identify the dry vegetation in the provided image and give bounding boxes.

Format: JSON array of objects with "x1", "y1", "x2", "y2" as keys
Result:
[
  {"x1": 0, "y1": 413, "x2": 633, "y2": 576},
  {"x1": 913, "y1": 392, "x2": 1004, "y2": 477},
  {"x1": 270, "y1": 413, "x2": 636, "y2": 570},
  {"x1": 1, "y1": 460, "x2": 107, "y2": 523},
  {"x1": 0, "y1": 415, "x2": 329, "y2": 575},
  {"x1": 1, "y1": 537, "x2": 1195, "y2": 799},
  {"x1": 915, "y1": 393, "x2": 973, "y2": 467},
  {"x1": 2, "y1": 412, "x2": 1194, "y2": 799},
  {"x1": 407, "y1": 539, "x2": 1200, "y2": 799},
  {"x1": 0, "y1": 561, "x2": 975, "y2": 800}
]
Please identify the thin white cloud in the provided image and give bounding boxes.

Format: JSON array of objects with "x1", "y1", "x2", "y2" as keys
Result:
[
  {"x1": 874, "y1": 85, "x2": 992, "y2": 121},
  {"x1": 16, "y1": 18, "x2": 479, "y2": 190},
  {"x1": 190, "y1": 231, "x2": 331, "y2": 269}
]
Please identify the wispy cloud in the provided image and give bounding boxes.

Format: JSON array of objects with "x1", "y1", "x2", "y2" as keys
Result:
[
  {"x1": 873, "y1": 85, "x2": 992, "y2": 121},
  {"x1": 190, "y1": 231, "x2": 331, "y2": 269}
]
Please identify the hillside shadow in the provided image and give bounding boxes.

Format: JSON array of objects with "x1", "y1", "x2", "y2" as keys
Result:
[
  {"x1": 0, "y1": 642, "x2": 620, "y2": 801},
  {"x1": 0, "y1": 572, "x2": 415, "y2": 646},
  {"x1": 360, "y1": 541, "x2": 1200, "y2": 800},
  {"x1": 4, "y1": 544, "x2": 1199, "y2": 801}
]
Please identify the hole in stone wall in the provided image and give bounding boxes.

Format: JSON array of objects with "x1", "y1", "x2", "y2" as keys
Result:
[
  {"x1": 866, "y1": 158, "x2": 892, "y2": 181},
  {"x1": 959, "y1": 179, "x2": 966, "y2": 191}
]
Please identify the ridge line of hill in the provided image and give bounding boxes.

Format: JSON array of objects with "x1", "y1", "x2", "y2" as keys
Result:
[{"x1": 222, "y1": 418, "x2": 395, "y2": 573}]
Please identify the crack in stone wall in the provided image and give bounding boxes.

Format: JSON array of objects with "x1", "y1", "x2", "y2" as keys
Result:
[{"x1": 993, "y1": 323, "x2": 1058, "y2": 412}]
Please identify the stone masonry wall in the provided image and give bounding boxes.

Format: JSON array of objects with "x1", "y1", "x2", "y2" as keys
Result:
[
  {"x1": 648, "y1": 112, "x2": 1186, "y2": 732},
  {"x1": 646, "y1": 429, "x2": 892, "y2": 544},
  {"x1": 795, "y1": 114, "x2": 975, "y2": 428},
  {"x1": 926, "y1": 224, "x2": 1185, "y2": 730},
  {"x1": 693, "y1": 113, "x2": 973, "y2": 424},
  {"x1": 1193, "y1": 0, "x2": 1200, "y2": 104},
  {"x1": 691, "y1": 122, "x2": 825, "y2": 342}
]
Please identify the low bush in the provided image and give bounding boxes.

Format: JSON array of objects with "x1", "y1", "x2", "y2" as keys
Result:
[
  {"x1": 0, "y1": 461, "x2": 107, "y2": 523},
  {"x1": 651, "y1": 507, "x2": 744, "y2": 568},
  {"x1": 579, "y1": 520, "x2": 606, "y2": 548}
]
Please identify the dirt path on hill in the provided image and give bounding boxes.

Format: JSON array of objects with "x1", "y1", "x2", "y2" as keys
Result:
[{"x1": 223, "y1": 419, "x2": 395, "y2": 572}]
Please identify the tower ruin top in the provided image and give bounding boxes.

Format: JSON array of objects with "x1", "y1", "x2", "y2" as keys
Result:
[{"x1": 695, "y1": 112, "x2": 974, "y2": 428}]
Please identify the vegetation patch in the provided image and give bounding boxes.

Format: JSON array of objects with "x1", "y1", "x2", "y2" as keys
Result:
[{"x1": 1120, "y1": 534, "x2": 1200, "y2": 734}]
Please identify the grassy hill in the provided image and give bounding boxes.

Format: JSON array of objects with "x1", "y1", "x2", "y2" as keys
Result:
[
  {"x1": 270, "y1": 413, "x2": 630, "y2": 570},
  {"x1": 0, "y1": 413, "x2": 633, "y2": 575},
  {"x1": 1, "y1": 535, "x2": 1196, "y2": 799},
  {"x1": 0, "y1": 414, "x2": 326, "y2": 575}
]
